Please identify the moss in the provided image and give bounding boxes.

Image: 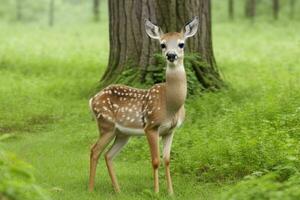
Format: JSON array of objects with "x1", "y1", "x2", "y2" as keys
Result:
[{"x1": 104, "y1": 53, "x2": 222, "y2": 95}]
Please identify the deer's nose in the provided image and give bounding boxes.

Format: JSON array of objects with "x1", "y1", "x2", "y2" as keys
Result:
[{"x1": 166, "y1": 53, "x2": 177, "y2": 62}]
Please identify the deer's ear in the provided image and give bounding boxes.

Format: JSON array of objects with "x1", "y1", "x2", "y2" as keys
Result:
[
  {"x1": 183, "y1": 16, "x2": 199, "y2": 39},
  {"x1": 145, "y1": 19, "x2": 163, "y2": 40}
]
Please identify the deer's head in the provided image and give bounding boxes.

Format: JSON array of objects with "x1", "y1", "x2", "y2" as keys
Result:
[{"x1": 145, "y1": 17, "x2": 199, "y2": 64}]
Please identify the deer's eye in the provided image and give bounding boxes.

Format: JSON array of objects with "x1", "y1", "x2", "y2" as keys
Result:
[
  {"x1": 178, "y1": 43, "x2": 184, "y2": 48},
  {"x1": 160, "y1": 43, "x2": 166, "y2": 49}
]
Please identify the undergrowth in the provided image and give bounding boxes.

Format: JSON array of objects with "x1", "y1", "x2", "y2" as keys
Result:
[{"x1": 0, "y1": 135, "x2": 50, "y2": 200}]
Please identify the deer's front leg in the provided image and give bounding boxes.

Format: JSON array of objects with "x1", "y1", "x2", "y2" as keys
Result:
[
  {"x1": 162, "y1": 132, "x2": 174, "y2": 195},
  {"x1": 145, "y1": 127, "x2": 160, "y2": 193}
]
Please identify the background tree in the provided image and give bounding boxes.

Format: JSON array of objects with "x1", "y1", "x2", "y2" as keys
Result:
[
  {"x1": 101, "y1": 0, "x2": 223, "y2": 92},
  {"x1": 16, "y1": 0, "x2": 22, "y2": 21},
  {"x1": 245, "y1": 0, "x2": 256, "y2": 20},
  {"x1": 273, "y1": 0, "x2": 280, "y2": 20},
  {"x1": 93, "y1": 0, "x2": 100, "y2": 21},
  {"x1": 229, "y1": 0, "x2": 234, "y2": 20},
  {"x1": 290, "y1": 0, "x2": 296, "y2": 19},
  {"x1": 49, "y1": 0, "x2": 55, "y2": 26}
]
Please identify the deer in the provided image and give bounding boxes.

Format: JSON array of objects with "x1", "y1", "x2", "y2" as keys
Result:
[{"x1": 88, "y1": 17, "x2": 199, "y2": 195}]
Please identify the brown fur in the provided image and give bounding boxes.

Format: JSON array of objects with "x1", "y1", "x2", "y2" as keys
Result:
[{"x1": 161, "y1": 32, "x2": 183, "y2": 40}]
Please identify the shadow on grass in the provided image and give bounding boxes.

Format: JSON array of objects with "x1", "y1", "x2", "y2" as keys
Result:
[{"x1": 0, "y1": 114, "x2": 60, "y2": 134}]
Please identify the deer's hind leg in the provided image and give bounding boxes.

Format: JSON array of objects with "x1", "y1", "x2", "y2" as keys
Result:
[
  {"x1": 89, "y1": 120, "x2": 116, "y2": 192},
  {"x1": 105, "y1": 134, "x2": 130, "y2": 192}
]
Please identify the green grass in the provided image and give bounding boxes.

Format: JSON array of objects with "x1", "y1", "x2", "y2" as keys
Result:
[{"x1": 1, "y1": 7, "x2": 300, "y2": 200}]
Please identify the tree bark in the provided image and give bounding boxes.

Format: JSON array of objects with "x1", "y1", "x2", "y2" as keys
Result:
[
  {"x1": 49, "y1": 0, "x2": 55, "y2": 26},
  {"x1": 245, "y1": 0, "x2": 256, "y2": 20},
  {"x1": 101, "y1": 0, "x2": 223, "y2": 92},
  {"x1": 228, "y1": 0, "x2": 234, "y2": 20},
  {"x1": 93, "y1": 0, "x2": 100, "y2": 21},
  {"x1": 273, "y1": 0, "x2": 279, "y2": 20}
]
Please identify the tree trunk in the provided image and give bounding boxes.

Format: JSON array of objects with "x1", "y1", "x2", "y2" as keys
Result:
[
  {"x1": 245, "y1": 0, "x2": 256, "y2": 20},
  {"x1": 101, "y1": 0, "x2": 223, "y2": 93},
  {"x1": 273, "y1": 0, "x2": 279, "y2": 20},
  {"x1": 290, "y1": 0, "x2": 295, "y2": 19},
  {"x1": 93, "y1": 0, "x2": 100, "y2": 21},
  {"x1": 16, "y1": 0, "x2": 22, "y2": 21},
  {"x1": 229, "y1": 0, "x2": 234, "y2": 20},
  {"x1": 49, "y1": 0, "x2": 55, "y2": 26}
]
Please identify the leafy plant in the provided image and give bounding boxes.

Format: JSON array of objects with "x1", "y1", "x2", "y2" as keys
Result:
[
  {"x1": 0, "y1": 149, "x2": 51, "y2": 200},
  {"x1": 219, "y1": 166, "x2": 300, "y2": 200}
]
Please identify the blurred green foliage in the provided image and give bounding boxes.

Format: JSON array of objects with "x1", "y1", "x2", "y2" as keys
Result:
[
  {"x1": 220, "y1": 166, "x2": 300, "y2": 200},
  {"x1": 0, "y1": 0, "x2": 108, "y2": 24},
  {"x1": 0, "y1": 147, "x2": 50, "y2": 200},
  {"x1": 213, "y1": 0, "x2": 300, "y2": 21},
  {"x1": 0, "y1": 0, "x2": 299, "y2": 25}
]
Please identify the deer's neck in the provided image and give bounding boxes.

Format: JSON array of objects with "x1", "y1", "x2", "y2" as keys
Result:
[{"x1": 165, "y1": 59, "x2": 187, "y2": 116}]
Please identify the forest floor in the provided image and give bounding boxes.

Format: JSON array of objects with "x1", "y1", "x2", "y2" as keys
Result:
[{"x1": 0, "y1": 19, "x2": 300, "y2": 200}]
